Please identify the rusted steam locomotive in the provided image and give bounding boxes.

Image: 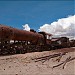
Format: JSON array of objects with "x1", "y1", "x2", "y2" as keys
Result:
[{"x1": 0, "y1": 24, "x2": 75, "y2": 55}]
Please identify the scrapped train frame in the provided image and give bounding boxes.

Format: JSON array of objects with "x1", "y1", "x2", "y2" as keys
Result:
[{"x1": 0, "y1": 24, "x2": 75, "y2": 55}]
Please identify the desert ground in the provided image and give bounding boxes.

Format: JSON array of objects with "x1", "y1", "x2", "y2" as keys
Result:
[{"x1": 0, "y1": 47, "x2": 75, "y2": 75}]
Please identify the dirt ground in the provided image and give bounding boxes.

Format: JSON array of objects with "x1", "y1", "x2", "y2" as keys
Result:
[{"x1": 0, "y1": 47, "x2": 75, "y2": 75}]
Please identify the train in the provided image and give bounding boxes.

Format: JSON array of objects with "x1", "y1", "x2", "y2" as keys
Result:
[{"x1": 0, "y1": 24, "x2": 75, "y2": 55}]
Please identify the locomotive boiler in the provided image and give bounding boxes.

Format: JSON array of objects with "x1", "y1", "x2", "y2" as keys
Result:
[{"x1": 0, "y1": 25, "x2": 44, "y2": 44}]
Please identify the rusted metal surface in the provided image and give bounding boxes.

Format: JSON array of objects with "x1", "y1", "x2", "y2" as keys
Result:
[
  {"x1": 0, "y1": 25, "x2": 44, "y2": 44},
  {"x1": 0, "y1": 24, "x2": 75, "y2": 55},
  {"x1": 70, "y1": 40, "x2": 75, "y2": 47},
  {"x1": 0, "y1": 25, "x2": 13, "y2": 41},
  {"x1": 50, "y1": 37, "x2": 70, "y2": 49},
  {"x1": 12, "y1": 28, "x2": 44, "y2": 42}
]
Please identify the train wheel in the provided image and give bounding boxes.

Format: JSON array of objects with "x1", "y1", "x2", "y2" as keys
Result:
[
  {"x1": 20, "y1": 49, "x2": 26, "y2": 54},
  {"x1": 11, "y1": 50, "x2": 16, "y2": 54},
  {"x1": 1, "y1": 49, "x2": 9, "y2": 55},
  {"x1": 9, "y1": 48, "x2": 16, "y2": 54}
]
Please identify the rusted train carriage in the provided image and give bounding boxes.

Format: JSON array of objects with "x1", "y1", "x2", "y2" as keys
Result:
[
  {"x1": 0, "y1": 24, "x2": 52, "y2": 54},
  {"x1": 50, "y1": 37, "x2": 70, "y2": 49},
  {"x1": 0, "y1": 24, "x2": 75, "y2": 55}
]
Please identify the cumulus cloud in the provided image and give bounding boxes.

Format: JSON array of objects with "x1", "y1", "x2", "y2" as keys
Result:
[
  {"x1": 39, "y1": 15, "x2": 75, "y2": 39},
  {"x1": 22, "y1": 24, "x2": 30, "y2": 31}
]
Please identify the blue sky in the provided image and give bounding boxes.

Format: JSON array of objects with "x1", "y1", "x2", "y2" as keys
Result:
[{"x1": 0, "y1": 1, "x2": 74, "y2": 31}]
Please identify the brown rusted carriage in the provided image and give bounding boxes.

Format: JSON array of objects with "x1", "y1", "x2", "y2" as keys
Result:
[{"x1": 0, "y1": 24, "x2": 75, "y2": 55}]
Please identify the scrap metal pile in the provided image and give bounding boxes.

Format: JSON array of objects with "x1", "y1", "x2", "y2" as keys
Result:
[
  {"x1": 33, "y1": 52, "x2": 75, "y2": 69},
  {"x1": 0, "y1": 24, "x2": 75, "y2": 55}
]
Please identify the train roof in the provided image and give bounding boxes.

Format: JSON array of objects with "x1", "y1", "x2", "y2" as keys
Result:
[{"x1": 39, "y1": 31, "x2": 52, "y2": 36}]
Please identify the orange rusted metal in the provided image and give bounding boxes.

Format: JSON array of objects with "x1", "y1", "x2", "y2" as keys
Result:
[
  {"x1": 0, "y1": 25, "x2": 44, "y2": 44},
  {"x1": 0, "y1": 25, "x2": 13, "y2": 40}
]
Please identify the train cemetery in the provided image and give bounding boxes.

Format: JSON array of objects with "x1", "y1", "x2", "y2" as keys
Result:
[{"x1": 0, "y1": 24, "x2": 75, "y2": 75}]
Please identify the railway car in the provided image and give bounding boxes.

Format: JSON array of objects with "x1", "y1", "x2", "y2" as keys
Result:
[
  {"x1": 0, "y1": 24, "x2": 52, "y2": 54},
  {"x1": 0, "y1": 24, "x2": 75, "y2": 55},
  {"x1": 50, "y1": 37, "x2": 70, "y2": 49}
]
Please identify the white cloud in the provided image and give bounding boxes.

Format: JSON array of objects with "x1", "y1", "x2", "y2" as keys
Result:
[
  {"x1": 22, "y1": 24, "x2": 30, "y2": 31},
  {"x1": 39, "y1": 15, "x2": 75, "y2": 39}
]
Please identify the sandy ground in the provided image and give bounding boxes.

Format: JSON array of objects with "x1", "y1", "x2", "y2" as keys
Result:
[{"x1": 0, "y1": 47, "x2": 75, "y2": 75}]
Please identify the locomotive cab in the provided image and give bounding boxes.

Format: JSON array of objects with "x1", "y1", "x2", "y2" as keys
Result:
[{"x1": 38, "y1": 32, "x2": 52, "y2": 45}]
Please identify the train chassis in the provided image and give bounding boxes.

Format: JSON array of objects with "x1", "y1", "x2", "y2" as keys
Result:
[{"x1": 0, "y1": 40, "x2": 51, "y2": 55}]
